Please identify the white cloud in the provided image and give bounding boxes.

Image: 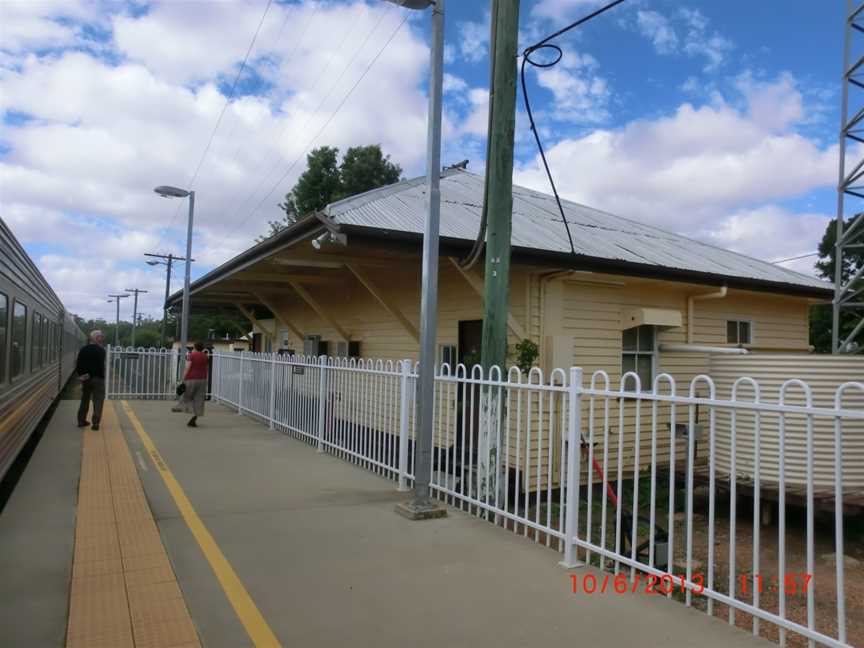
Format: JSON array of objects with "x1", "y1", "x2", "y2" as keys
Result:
[
  {"x1": 0, "y1": 0, "x2": 106, "y2": 54},
  {"x1": 535, "y1": 50, "x2": 609, "y2": 123},
  {"x1": 532, "y1": 0, "x2": 605, "y2": 21},
  {"x1": 625, "y1": 6, "x2": 734, "y2": 72},
  {"x1": 701, "y1": 205, "x2": 829, "y2": 276},
  {"x1": 443, "y1": 73, "x2": 468, "y2": 95},
  {"x1": 678, "y1": 8, "x2": 734, "y2": 72},
  {"x1": 457, "y1": 14, "x2": 490, "y2": 64},
  {"x1": 636, "y1": 10, "x2": 678, "y2": 55},
  {"x1": 514, "y1": 75, "x2": 838, "y2": 267},
  {"x1": 37, "y1": 254, "x2": 170, "y2": 321},
  {"x1": 0, "y1": 0, "x2": 433, "y2": 319}
]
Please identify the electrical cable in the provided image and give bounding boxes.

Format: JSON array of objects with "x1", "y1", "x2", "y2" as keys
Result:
[
  {"x1": 519, "y1": 0, "x2": 626, "y2": 256},
  {"x1": 220, "y1": 7, "x2": 389, "y2": 227},
  {"x1": 220, "y1": 2, "x2": 324, "y2": 174},
  {"x1": 214, "y1": 12, "x2": 410, "y2": 250},
  {"x1": 460, "y1": 0, "x2": 498, "y2": 271},
  {"x1": 152, "y1": 0, "x2": 274, "y2": 253},
  {"x1": 771, "y1": 252, "x2": 819, "y2": 264}
]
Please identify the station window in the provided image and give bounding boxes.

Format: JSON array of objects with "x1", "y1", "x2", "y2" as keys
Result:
[
  {"x1": 11, "y1": 301, "x2": 27, "y2": 378},
  {"x1": 0, "y1": 293, "x2": 7, "y2": 383},
  {"x1": 726, "y1": 320, "x2": 752, "y2": 344},
  {"x1": 622, "y1": 325, "x2": 656, "y2": 391}
]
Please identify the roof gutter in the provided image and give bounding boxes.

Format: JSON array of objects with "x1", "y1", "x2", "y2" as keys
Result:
[{"x1": 165, "y1": 213, "x2": 330, "y2": 309}]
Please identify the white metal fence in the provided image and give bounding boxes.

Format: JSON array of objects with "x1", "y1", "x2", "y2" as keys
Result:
[
  {"x1": 106, "y1": 346, "x2": 180, "y2": 399},
  {"x1": 109, "y1": 346, "x2": 864, "y2": 648}
]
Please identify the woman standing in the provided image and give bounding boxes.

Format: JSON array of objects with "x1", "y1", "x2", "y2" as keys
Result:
[{"x1": 175, "y1": 341, "x2": 208, "y2": 427}]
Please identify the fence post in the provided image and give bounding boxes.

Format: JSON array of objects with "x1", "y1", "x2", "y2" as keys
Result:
[
  {"x1": 268, "y1": 353, "x2": 277, "y2": 429},
  {"x1": 316, "y1": 355, "x2": 327, "y2": 453},
  {"x1": 560, "y1": 366, "x2": 583, "y2": 568},
  {"x1": 237, "y1": 351, "x2": 244, "y2": 414},
  {"x1": 213, "y1": 353, "x2": 220, "y2": 403},
  {"x1": 105, "y1": 345, "x2": 112, "y2": 400},
  {"x1": 397, "y1": 358, "x2": 411, "y2": 491}
]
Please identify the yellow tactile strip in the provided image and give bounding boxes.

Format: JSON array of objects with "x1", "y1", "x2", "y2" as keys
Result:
[{"x1": 67, "y1": 402, "x2": 201, "y2": 648}]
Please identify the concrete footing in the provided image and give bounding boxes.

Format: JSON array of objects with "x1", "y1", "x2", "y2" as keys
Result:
[{"x1": 394, "y1": 500, "x2": 448, "y2": 521}]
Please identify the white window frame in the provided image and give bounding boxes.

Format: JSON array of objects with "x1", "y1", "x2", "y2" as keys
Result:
[
  {"x1": 621, "y1": 325, "x2": 658, "y2": 392},
  {"x1": 726, "y1": 319, "x2": 754, "y2": 345}
]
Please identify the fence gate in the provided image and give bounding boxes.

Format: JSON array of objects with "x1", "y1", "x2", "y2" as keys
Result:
[{"x1": 105, "y1": 346, "x2": 180, "y2": 400}]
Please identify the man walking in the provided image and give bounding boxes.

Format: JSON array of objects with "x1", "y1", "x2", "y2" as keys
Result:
[{"x1": 76, "y1": 330, "x2": 106, "y2": 430}]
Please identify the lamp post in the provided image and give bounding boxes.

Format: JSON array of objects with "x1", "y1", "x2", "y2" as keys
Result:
[
  {"x1": 384, "y1": 0, "x2": 446, "y2": 519},
  {"x1": 107, "y1": 294, "x2": 129, "y2": 347},
  {"x1": 154, "y1": 186, "x2": 195, "y2": 357}
]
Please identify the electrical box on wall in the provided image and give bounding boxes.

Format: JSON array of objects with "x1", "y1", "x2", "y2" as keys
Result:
[
  {"x1": 303, "y1": 335, "x2": 321, "y2": 356},
  {"x1": 336, "y1": 341, "x2": 361, "y2": 358}
]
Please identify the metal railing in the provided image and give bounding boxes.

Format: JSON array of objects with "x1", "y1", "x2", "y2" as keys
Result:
[
  {"x1": 106, "y1": 346, "x2": 180, "y2": 399},
  {"x1": 110, "y1": 347, "x2": 864, "y2": 648}
]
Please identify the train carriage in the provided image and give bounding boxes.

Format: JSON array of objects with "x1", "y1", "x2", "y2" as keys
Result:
[{"x1": 0, "y1": 219, "x2": 85, "y2": 481}]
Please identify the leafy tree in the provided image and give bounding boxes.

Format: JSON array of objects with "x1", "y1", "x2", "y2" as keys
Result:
[
  {"x1": 72, "y1": 312, "x2": 247, "y2": 349},
  {"x1": 259, "y1": 144, "x2": 402, "y2": 241},
  {"x1": 187, "y1": 312, "x2": 247, "y2": 342},
  {"x1": 339, "y1": 145, "x2": 401, "y2": 198},
  {"x1": 292, "y1": 145, "x2": 342, "y2": 216},
  {"x1": 809, "y1": 216, "x2": 864, "y2": 353}
]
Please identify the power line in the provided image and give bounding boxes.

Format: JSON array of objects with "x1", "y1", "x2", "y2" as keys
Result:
[
  {"x1": 771, "y1": 252, "x2": 819, "y2": 264},
  {"x1": 183, "y1": 0, "x2": 274, "y2": 192},
  {"x1": 519, "y1": 0, "x2": 626, "y2": 256},
  {"x1": 215, "y1": 11, "x2": 409, "y2": 250},
  {"x1": 220, "y1": 6, "x2": 390, "y2": 226},
  {"x1": 220, "y1": 2, "x2": 325, "y2": 174},
  {"x1": 153, "y1": 0, "x2": 274, "y2": 251}
]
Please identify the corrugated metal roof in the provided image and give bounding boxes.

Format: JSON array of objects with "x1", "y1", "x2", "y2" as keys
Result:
[{"x1": 325, "y1": 170, "x2": 830, "y2": 292}]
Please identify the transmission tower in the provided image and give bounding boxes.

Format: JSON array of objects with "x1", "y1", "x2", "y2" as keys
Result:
[{"x1": 833, "y1": 1, "x2": 864, "y2": 353}]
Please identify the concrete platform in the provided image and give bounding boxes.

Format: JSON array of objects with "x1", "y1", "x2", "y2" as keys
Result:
[
  {"x1": 111, "y1": 400, "x2": 772, "y2": 648},
  {"x1": 0, "y1": 401, "x2": 81, "y2": 647}
]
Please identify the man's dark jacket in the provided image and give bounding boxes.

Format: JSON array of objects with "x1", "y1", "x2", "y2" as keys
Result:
[{"x1": 76, "y1": 344, "x2": 106, "y2": 379}]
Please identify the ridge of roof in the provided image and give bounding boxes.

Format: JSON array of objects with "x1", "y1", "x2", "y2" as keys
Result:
[{"x1": 324, "y1": 169, "x2": 830, "y2": 293}]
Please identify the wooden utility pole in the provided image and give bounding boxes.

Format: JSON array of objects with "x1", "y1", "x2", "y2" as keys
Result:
[{"x1": 478, "y1": 0, "x2": 520, "y2": 501}]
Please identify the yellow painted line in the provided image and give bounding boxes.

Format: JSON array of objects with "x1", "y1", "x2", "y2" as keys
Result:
[{"x1": 120, "y1": 400, "x2": 282, "y2": 648}]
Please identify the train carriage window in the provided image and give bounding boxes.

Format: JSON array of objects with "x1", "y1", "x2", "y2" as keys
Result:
[
  {"x1": 34, "y1": 313, "x2": 43, "y2": 369},
  {"x1": 33, "y1": 313, "x2": 40, "y2": 368},
  {"x1": 42, "y1": 316, "x2": 51, "y2": 367},
  {"x1": 11, "y1": 301, "x2": 27, "y2": 378},
  {"x1": 0, "y1": 293, "x2": 7, "y2": 383}
]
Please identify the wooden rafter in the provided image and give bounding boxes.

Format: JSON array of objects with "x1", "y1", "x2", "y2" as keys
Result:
[
  {"x1": 345, "y1": 264, "x2": 419, "y2": 343},
  {"x1": 234, "y1": 302, "x2": 275, "y2": 341},
  {"x1": 286, "y1": 279, "x2": 350, "y2": 342},
  {"x1": 253, "y1": 292, "x2": 304, "y2": 341},
  {"x1": 447, "y1": 257, "x2": 527, "y2": 340}
]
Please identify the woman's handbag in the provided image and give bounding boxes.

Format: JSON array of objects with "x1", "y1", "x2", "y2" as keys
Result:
[{"x1": 176, "y1": 382, "x2": 186, "y2": 397}]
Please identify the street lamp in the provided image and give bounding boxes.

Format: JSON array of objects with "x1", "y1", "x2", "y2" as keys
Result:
[
  {"x1": 154, "y1": 185, "x2": 195, "y2": 358},
  {"x1": 383, "y1": 0, "x2": 446, "y2": 520}
]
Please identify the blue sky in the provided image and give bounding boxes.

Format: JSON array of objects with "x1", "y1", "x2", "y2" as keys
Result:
[{"x1": 0, "y1": 0, "x2": 852, "y2": 319}]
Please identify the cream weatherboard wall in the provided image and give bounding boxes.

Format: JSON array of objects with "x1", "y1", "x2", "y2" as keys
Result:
[{"x1": 243, "y1": 259, "x2": 816, "y2": 490}]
